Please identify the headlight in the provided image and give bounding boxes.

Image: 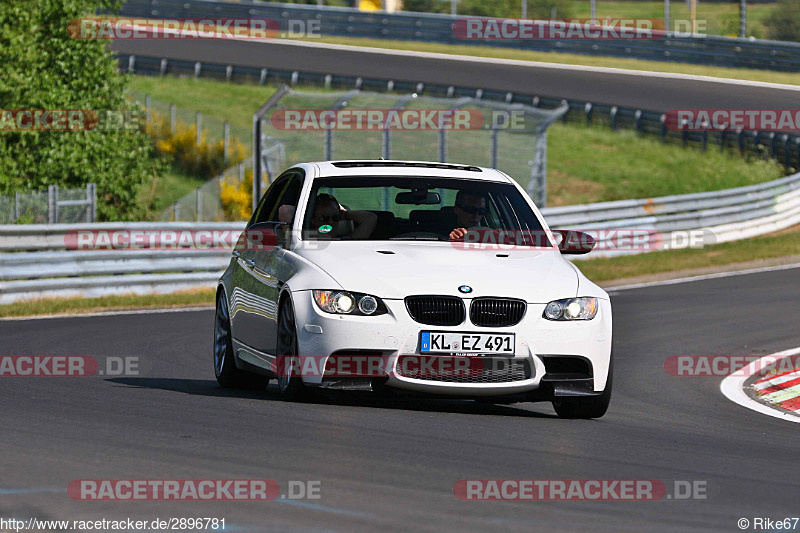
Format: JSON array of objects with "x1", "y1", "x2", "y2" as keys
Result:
[
  {"x1": 313, "y1": 290, "x2": 387, "y2": 316},
  {"x1": 542, "y1": 297, "x2": 598, "y2": 321}
]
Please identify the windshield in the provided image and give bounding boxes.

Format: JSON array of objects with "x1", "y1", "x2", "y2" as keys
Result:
[{"x1": 299, "y1": 176, "x2": 550, "y2": 244}]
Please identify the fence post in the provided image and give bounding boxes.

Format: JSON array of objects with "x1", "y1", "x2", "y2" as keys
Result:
[
  {"x1": 635, "y1": 109, "x2": 643, "y2": 133},
  {"x1": 86, "y1": 183, "x2": 97, "y2": 223},
  {"x1": 224, "y1": 121, "x2": 230, "y2": 162},
  {"x1": 438, "y1": 129, "x2": 447, "y2": 162},
  {"x1": 14, "y1": 192, "x2": 19, "y2": 221},
  {"x1": 737, "y1": 129, "x2": 745, "y2": 154},
  {"x1": 490, "y1": 128, "x2": 499, "y2": 168},
  {"x1": 660, "y1": 114, "x2": 667, "y2": 142},
  {"x1": 610, "y1": 106, "x2": 618, "y2": 130},
  {"x1": 196, "y1": 112, "x2": 202, "y2": 146},
  {"x1": 585, "y1": 102, "x2": 593, "y2": 125},
  {"x1": 170, "y1": 104, "x2": 176, "y2": 134},
  {"x1": 784, "y1": 134, "x2": 791, "y2": 168},
  {"x1": 324, "y1": 129, "x2": 334, "y2": 161},
  {"x1": 239, "y1": 162, "x2": 245, "y2": 181},
  {"x1": 145, "y1": 94, "x2": 151, "y2": 126},
  {"x1": 382, "y1": 128, "x2": 391, "y2": 159},
  {"x1": 196, "y1": 188, "x2": 203, "y2": 221},
  {"x1": 48, "y1": 185, "x2": 58, "y2": 224}
]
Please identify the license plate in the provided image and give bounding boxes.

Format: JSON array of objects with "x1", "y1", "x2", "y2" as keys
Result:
[{"x1": 420, "y1": 332, "x2": 515, "y2": 354}]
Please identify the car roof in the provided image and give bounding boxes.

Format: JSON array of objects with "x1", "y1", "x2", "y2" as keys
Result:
[{"x1": 305, "y1": 160, "x2": 512, "y2": 183}]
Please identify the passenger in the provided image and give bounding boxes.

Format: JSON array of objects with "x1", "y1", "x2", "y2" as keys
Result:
[{"x1": 279, "y1": 194, "x2": 377, "y2": 239}]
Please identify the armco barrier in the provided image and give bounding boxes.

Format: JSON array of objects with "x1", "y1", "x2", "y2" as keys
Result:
[
  {"x1": 2, "y1": 172, "x2": 799, "y2": 302},
  {"x1": 117, "y1": 0, "x2": 800, "y2": 72}
]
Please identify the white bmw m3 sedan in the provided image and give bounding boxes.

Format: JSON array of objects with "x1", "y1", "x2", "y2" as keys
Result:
[{"x1": 214, "y1": 160, "x2": 613, "y2": 418}]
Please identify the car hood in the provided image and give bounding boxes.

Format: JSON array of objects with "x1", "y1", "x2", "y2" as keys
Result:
[{"x1": 294, "y1": 241, "x2": 578, "y2": 302}]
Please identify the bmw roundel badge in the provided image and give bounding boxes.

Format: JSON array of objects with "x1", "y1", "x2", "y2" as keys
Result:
[{"x1": 458, "y1": 285, "x2": 473, "y2": 294}]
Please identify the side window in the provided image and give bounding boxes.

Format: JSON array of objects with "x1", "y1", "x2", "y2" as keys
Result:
[
  {"x1": 250, "y1": 176, "x2": 290, "y2": 227},
  {"x1": 275, "y1": 176, "x2": 303, "y2": 223}
]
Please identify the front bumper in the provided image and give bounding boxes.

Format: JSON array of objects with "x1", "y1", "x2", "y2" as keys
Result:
[{"x1": 290, "y1": 291, "x2": 612, "y2": 397}]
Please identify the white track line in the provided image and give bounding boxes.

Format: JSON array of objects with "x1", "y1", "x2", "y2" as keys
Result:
[{"x1": 720, "y1": 346, "x2": 800, "y2": 424}]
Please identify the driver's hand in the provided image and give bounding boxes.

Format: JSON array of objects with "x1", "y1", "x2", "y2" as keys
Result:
[{"x1": 449, "y1": 228, "x2": 468, "y2": 240}]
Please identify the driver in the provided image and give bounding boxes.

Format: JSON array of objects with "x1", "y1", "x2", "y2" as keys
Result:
[{"x1": 448, "y1": 191, "x2": 487, "y2": 240}]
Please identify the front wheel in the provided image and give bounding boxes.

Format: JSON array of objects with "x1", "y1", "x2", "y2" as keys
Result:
[
  {"x1": 275, "y1": 299, "x2": 309, "y2": 402},
  {"x1": 552, "y1": 358, "x2": 612, "y2": 419},
  {"x1": 214, "y1": 291, "x2": 269, "y2": 389}
]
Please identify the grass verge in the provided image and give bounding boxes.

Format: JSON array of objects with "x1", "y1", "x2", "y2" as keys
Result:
[
  {"x1": 574, "y1": 224, "x2": 800, "y2": 282},
  {"x1": 0, "y1": 289, "x2": 215, "y2": 319}
]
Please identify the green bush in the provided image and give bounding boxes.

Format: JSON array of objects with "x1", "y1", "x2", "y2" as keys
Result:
[
  {"x1": 0, "y1": 0, "x2": 164, "y2": 221},
  {"x1": 765, "y1": 0, "x2": 800, "y2": 42}
]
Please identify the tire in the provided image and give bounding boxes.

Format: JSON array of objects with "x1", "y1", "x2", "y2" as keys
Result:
[
  {"x1": 275, "y1": 298, "x2": 309, "y2": 402},
  {"x1": 552, "y1": 358, "x2": 613, "y2": 419},
  {"x1": 214, "y1": 291, "x2": 269, "y2": 389}
]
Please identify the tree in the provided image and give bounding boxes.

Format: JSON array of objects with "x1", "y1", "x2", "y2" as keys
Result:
[{"x1": 0, "y1": 0, "x2": 163, "y2": 220}]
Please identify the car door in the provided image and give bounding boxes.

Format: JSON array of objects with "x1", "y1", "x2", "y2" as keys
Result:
[{"x1": 230, "y1": 171, "x2": 304, "y2": 356}]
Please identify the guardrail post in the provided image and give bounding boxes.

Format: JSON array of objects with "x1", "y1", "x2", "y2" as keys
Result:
[
  {"x1": 701, "y1": 123, "x2": 708, "y2": 151},
  {"x1": 48, "y1": 185, "x2": 57, "y2": 224},
  {"x1": 160, "y1": 58, "x2": 167, "y2": 76},
  {"x1": 226, "y1": 65, "x2": 233, "y2": 82},
  {"x1": 128, "y1": 55, "x2": 135, "y2": 73},
  {"x1": 561, "y1": 100, "x2": 569, "y2": 124},
  {"x1": 681, "y1": 120, "x2": 689, "y2": 147},
  {"x1": 438, "y1": 129, "x2": 447, "y2": 162},
  {"x1": 635, "y1": 110, "x2": 643, "y2": 133},
  {"x1": 585, "y1": 103, "x2": 593, "y2": 125},
  {"x1": 737, "y1": 129, "x2": 745, "y2": 154},
  {"x1": 660, "y1": 114, "x2": 667, "y2": 142},
  {"x1": 170, "y1": 104, "x2": 176, "y2": 134},
  {"x1": 769, "y1": 132, "x2": 777, "y2": 157},
  {"x1": 610, "y1": 106, "x2": 618, "y2": 130},
  {"x1": 260, "y1": 69, "x2": 268, "y2": 85}
]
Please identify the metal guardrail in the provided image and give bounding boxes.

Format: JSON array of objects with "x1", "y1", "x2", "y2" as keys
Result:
[
  {"x1": 117, "y1": 53, "x2": 800, "y2": 172},
  {"x1": 118, "y1": 0, "x2": 800, "y2": 72},
  {"x1": 2, "y1": 172, "x2": 800, "y2": 302}
]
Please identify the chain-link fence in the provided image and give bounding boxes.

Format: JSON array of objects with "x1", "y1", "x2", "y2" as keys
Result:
[
  {"x1": 253, "y1": 88, "x2": 567, "y2": 209},
  {"x1": 0, "y1": 185, "x2": 96, "y2": 224}
]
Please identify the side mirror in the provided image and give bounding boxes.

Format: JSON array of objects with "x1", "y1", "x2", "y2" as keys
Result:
[
  {"x1": 235, "y1": 221, "x2": 284, "y2": 251},
  {"x1": 553, "y1": 230, "x2": 596, "y2": 255}
]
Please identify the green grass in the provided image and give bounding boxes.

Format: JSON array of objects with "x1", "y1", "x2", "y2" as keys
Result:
[
  {"x1": 574, "y1": 224, "x2": 800, "y2": 282},
  {"x1": 0, "y1": 289, "x2": 215, "y2": 318},
  {"x1": 125, "y1": 75, "x2": 787, "y2": 206},
  {"x1": 138, "y1": 168, "x2": 206, "y2": 218},
  {"x1": 281, "y1": 35, "x2": 800, "y2": 87}
]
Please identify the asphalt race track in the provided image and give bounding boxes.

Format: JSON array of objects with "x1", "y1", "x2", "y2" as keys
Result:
[
  {"x1": 112, "y1": 39, "x2": 800, "y2": 112},
  {"x1": 1, "y1": 267, "x2": 799, "y2": 532}
]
